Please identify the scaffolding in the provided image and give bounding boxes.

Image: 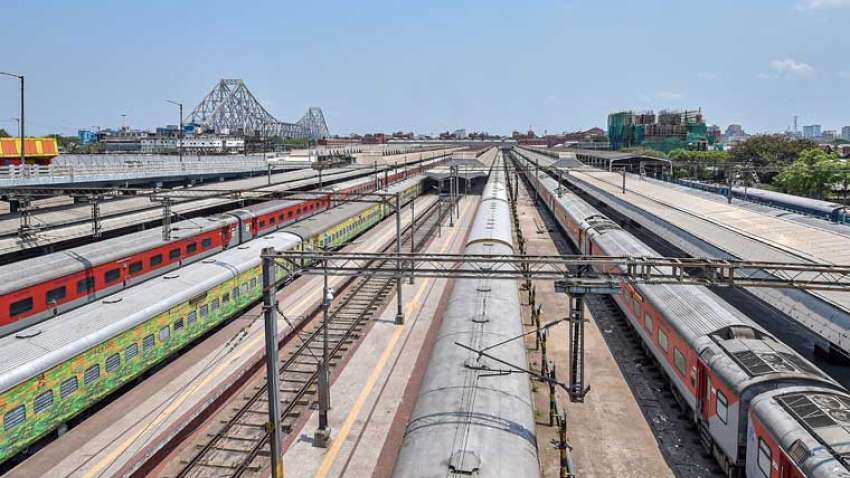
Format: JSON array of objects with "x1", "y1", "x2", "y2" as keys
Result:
[{"x1": 608, "y1": 109, "x2": 709, "y2": 152}]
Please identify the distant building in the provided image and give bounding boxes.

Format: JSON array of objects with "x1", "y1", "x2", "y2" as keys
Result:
[
  {"x1": 140, "y1": 135, "x2": 244, "y2": 154},
  {"x1": 803, "y1": 124, "x2": 822, "y2": 139},
  {"x1": 78, "y1": 130, "x2": 97, "y2": 145},
  {"x1": 453, "y1": 129, "x2": 467, "y2": 139},
  {"x1": 156, "y1": 125, "x2": 181, "y2": 138},
  {"x1": 841, "y1": 126, "x2": 850, "y2": 140},
  {"x1": 823, "y1": 130, "x2": 837, "y2": 142},
  {"x1": 361, "y1": 133, "x2": 386, "y2": 144},
  {"x1": 608, "y1": 109, "x2": 708, "y2": 152},
  {"x1": 707, "y1": 124, "x2": 722, "y2": 143},
  {"x1": 724, "y1": 124, "x2": 746, "y2": 140}
]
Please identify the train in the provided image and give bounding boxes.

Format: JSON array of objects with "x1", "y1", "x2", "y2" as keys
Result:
[
  {"x1": 0, "y1": 158, "x2": 447, "y2": 337},
  {"x1": 676, "y1": 179, "x2": 848, "y2": 223},
  {"x1": 393, "y1": 153, "x2": 540, "y2": 478},
  {"x1": 513, "y1": 149, "x2": 850, "y2": 478},
  {"x1": 0, "y1": 176, "x2": 425, "y2": 466}
]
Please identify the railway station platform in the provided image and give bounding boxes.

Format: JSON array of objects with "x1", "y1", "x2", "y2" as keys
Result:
[
  {"x1": 513, "y1": 171, "x2": 674, "y2": 477},
  {"x1": 278, "y1": 197, "x2": 478, "y2": 478},
  {"x1": 563, "y1": 168, "x2": 850, "y2": 359}
]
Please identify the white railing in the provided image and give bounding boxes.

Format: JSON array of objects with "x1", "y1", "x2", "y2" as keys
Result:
[{"x1": 0, "y1": 156, "x2": 313, "y2": 186}]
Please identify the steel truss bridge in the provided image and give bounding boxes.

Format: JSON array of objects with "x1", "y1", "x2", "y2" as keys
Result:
[{"x1": 187, "y1": 79, "x2": 329, "y2": 140}]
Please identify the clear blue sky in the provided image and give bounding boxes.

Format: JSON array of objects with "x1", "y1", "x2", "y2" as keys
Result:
[{"x1": 1, "y1": 0, "x2": 848, "y2": 137}]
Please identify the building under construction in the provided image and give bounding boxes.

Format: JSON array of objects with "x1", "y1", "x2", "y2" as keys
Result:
[{"x1": 608, "y1": 109, "x2": 710, "y2": 152}]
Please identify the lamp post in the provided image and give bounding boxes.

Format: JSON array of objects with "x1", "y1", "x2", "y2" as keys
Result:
[
  {"x1": 1, "y1": 72, "x2": 24, "y2": 165},
  {"x1": 165, "y1": 100, "x2": 183, "y2": 165}
]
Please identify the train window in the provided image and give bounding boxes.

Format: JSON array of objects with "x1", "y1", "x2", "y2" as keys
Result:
[
  {"x1": 222, "y1": 292, "x2": 230, "y2": 303},
  {"x1": 269, "y1": 217, "x2": 276, "y2": 225},
  {"x1": 716, "y1": 390, "x2": 728, "y2": 424},
  {"x1": 104, "y1": 268, "x2": 121, "y2": 284},
  {"x1": 644, "y1": 313, "x2": 653, "y2": 332},
  {"x1": 174, "y1": 318, "x2": 184, "y2": 331},
  {"x1": 3, "y1": 404, "x2": 26, "y2": 431},
  {"x1": 211, "y1": 298, "x2": 220, "y2": 311},
  {"x1": 159, "y1": 326, "x2": 170, "y2": 342},
  {"x1": 200, "y1": 304, "x2": 209, "y2": 318},
  {"x1": 278, "y1": 214, "x2": 285, "y2": 221},
  {"x1": 187, "y1": 311, "x2": 197, "y2": 325},
  {"x1": 202, "y1": 238, "x2": 212, "y2": 249},
  {"x1": 60, "y1": 376, "x2": 78, "y2": 399},
  {"x1": 105, "y1": 353, "x2": 120, "y2": 373},
  {"x1": 674, "y1": 348, "x2": 686, "y2": 375},
  {"x1": 250, "y1": 278, "x2": 257, "y2": 289},
  {"x1": 169, "y1": 248, "x2": 181, "y2": 260},
  {"x1": 150, "y1": 254, "x2": 163, "y2": 267},
  {"x1": 288, "y1": 211, "x2": 293, "y2": 218},
  {"x1": 34, "y1": 390, "x2": 54, "y2": 414},
  {"x1": 9, "y1": 297, "x2": 33, "y2": 317},
  {"x1": 125, "y1": 343, "x2": 139, "y2": 361},
  {"x1": 658, "y1": 328, "x2": 669, "y2": 352},
  {"x1": 129, "y1": 261, "x2": 143, "y2": 274},
  {"x1": 757, "y1": 438, "x2": 772, "y2": 477},
  {"x1": 241, "y1": 283, "x2": 249, "y2": 294},
  {"x1": 186, "y1": 243, "x2": 198, "y2": 254},
  {"x1": 46, "y1": 286, "x2": 66, "y2": 304},
  {"x1": 143, "y1": 334, "x2": 155, "y2": 351},
  {"x1": 259, "y1": 220, "x2": 266, "y2": 228},
  {"x1": 84, "y1": 364, "x2": 100, "y2": 385},
  {"x1": 232, "y1": 287, "x2": 240, "y2": 300},
  {"x1": 77, "y1": 277, "x2": 95, "y2": 294}
]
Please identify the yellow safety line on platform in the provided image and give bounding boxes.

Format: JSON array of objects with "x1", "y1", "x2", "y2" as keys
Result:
[
  {"x1": 81, "y1": 203, "x2": 422, "y2": 477},
  {"x1": 313, "y1": 199, "x2": 471, "y2": 478}
]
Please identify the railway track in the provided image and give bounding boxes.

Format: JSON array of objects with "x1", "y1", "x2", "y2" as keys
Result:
[{"x1": 169, "y1": 196, "x2": 447, "y2": 478}]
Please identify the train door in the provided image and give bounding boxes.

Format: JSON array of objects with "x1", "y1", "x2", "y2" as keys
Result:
[
  {"x1": 778, "y1": 453, "x2": 799, "y2": 478},
  {"x1": 697, "y1": 361, "x2": 710, "y2": 418},
  {"x1": 696, "y1": 360, "x2": 713, "y2": 451}
]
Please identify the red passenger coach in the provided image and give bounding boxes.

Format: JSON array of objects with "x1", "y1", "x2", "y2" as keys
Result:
[{"x1": 0, "y1": 220, "x2": 235, "y2": 334}]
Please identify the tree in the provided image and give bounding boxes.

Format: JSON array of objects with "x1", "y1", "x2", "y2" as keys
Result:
[
  {"x1": 668, "y1": 148, "x2": 729, "y2": 162},
  {"x1": 268, "y1": 135, "x2": 308, "y2": 147},
  {"x1": 775, "y1": 148, "x2": 847, "y2": 199},
  {"x1": 0, "y1": 128, "x2": 8, "y2": 138},
  {"x1": 621, "y1": 147, "x2": 668, "y2": 159},
  {"x1": 728, "y1": 135, "x2": 818, "y2": 167},
  {"x1": 46, "y1": 134, "x2": 80, "y2": 150}
]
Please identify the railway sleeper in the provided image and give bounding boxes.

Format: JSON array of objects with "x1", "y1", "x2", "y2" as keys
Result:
[
  {"x1": 202, "y1": 444, "x2": 254, "y2": 455},
  {"x1": 222, "y1": 420, "x2": 266, "y2": 428}
]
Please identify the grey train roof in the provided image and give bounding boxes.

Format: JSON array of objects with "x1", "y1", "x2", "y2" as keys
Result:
[
  {"x1": 0, "y1": 231, "x2": 302, "y2": 393},
  {"x1": 0, "y1": 215, "x2": 236, "y2": 295},
  {"x1": 393, "y1": 154, "x2": 539, "y2": 478},
  {"x1": 731, "y1": 186, "x2": 845, "y2": 215},
  {"x1": 282, "y1": 176, "x2": 423, "y2": 241},
  {"x1": 751, "y1": 386, "x2": 850, "y2": 477}
]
